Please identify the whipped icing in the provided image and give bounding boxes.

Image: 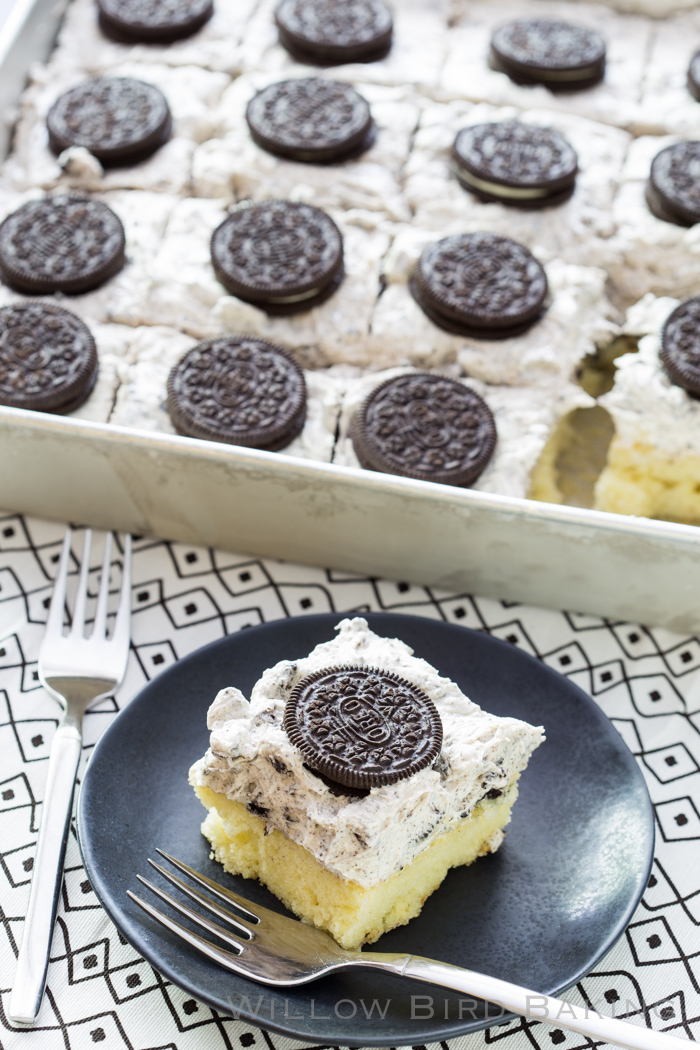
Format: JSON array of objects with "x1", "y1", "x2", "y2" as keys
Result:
[
  {"x1": 634, "y1": 15, "x2": 700, "y2": 136},
  {"x1": 192, "y1": 74, "x2": 418, "y2": 221},
  {"x1": 49, "y1": 0, "x2": 255, "y2": 75},
  {"x1": 404, "y1": 99, "x2": 630, "y2": 269},
  {"x1": 239, "y1": 0, "x2": 450, "y2": 92},
  {"x1": 70, "y1": 321, "x2": 142, "y2": 424},
  {"x1": 599, "y1": 294, "x2": 700, "y2": 458},
  {"x1": 369, "y1": 227, "x2": 617, "y2": 384},
  {"x1": 1, "y1": 61, "x2": 229, "y2": 194},
  {"x1": 440, "y1": 0, "x2": 651, "y2": 132},
  {"x1": 108, "y1": 325, "x2": 343, "y2": 460},
  {"x1": 60, "y1": 190, "x2": 177, "y2": 329},
  {"x1": 144, "y1": 199, "x2": 392, "y2": 366},
  {"x1": 190, "y1": 617, "x2": 545, "y2": 886},
  {"x1": 334, "y1": 367, "x2": 593, "y2": 498},
  {"x1": 609, "y1": 137, "x2": 700, "y2": 303}
]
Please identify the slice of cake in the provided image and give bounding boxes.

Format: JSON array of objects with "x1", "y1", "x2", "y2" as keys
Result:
[
  {"x1": 332, "y1": 365, "x2": 594, "y2": 500},
  {"x1": 189, "y1": 617, "x2": 544, "y2": 949},
  {"x1": 594, "y1": 292, "x2": 700, "y2": 522}
]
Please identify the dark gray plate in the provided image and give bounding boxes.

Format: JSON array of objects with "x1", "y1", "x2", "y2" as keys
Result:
[{"x1": 77, "y1": 612, "x2": 654, "y2": 1046}]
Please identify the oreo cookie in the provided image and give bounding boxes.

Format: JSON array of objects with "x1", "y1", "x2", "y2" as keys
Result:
[
  {"x1": 351, "y1": 373, "x2": 497, "y2": 487},
  {"x1": 647, "y1": 142, "x2": 700, "y2": 227},
  {"x1": 0, "y1": 302, "x2": 98, "y2": 414},
  {"x1": 411, "y1": 232, "x2": 548, "y2": 339},
  {"x1": 0, "y1": 196, "x2": 126, "y2": 295},
  {"x1": 490, "y1": 19, "x2": 606, "y2": 91},
  {"x1": 210, "y1": 200, "x2": 343, "y2": 314},
  {"x1": 660, "y1": 296, "x2": 700, "y2": 398},
  {"x1": 688, "y1": 51, "x2": 700, "y2": 103},
  {"x1": 284, "y1": 665, "x2": 443, "y2": 789},
  {"x1": 167, "y1": 335, "x2": 307, "y2": 450},
  {"x1": 47, "y1": 77, "x2": 172, "y2": 165},
  {"x1": 274, "y1": 0, "x2": 393, "y2": 65},
  {"x1": 453, "y1": 122, "x2": 578, "y2": 209},
  {"x1": 97, "y1": 0, "x2": 213, "y2": 43},
  {"x1": 246, "y1": 78, "x2": 374, "y2": 164}
]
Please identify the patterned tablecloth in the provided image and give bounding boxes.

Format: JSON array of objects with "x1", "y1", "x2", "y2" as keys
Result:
[{"x1": 0, "y1": 510, "x2": 699, "y2": 1050}]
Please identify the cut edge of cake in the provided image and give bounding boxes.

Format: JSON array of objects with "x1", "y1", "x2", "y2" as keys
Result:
[{"x1": 191, "y1": 778, "x2": 520, "y2": 950}]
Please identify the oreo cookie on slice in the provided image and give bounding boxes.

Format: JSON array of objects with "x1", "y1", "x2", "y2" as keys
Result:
[
  {"x1": 660, "y1": 296, "x2": 700, "y2": 398},
  {"x1": 647, "y1": 142, "x2": 700, "y2": 227},
  {"x1": 246, "y1": 78, "x2": 374, "y2": 164},
  {"x1": 167, "y1": 335, "x2": 307, "y2": 450},
  {"x1": 411, "y1": 232, "x2": 548, "y2": 340},
  {"x1": 210, "y1": 200, "x2": 344, "y2": 314},
  {"x1": 490, "y1": 19, "x2": 606, "y2": 91},
  {"x1": 284, "y1": 665, "x2": 443, "y2": 790},
  {"x1": 274, "y1": 0, "x2": 393, "y2": 65},
  {"x1": 0, "y1": 196, "x2": 126, "y2": 295},
  {"x1": 47, "y1": 77, "x2": 172, "y2": 166},
  {"x1": 97, "y1": 0, "x2": 213, "y2": 43},
  {"x1": 453, "y1": 122, "x2": 578, "y2": 209},
  {"x1": 0, "y1": 302, "x2": 98, "y2": 414},
  {"x1": 351, "y1": 373, "x2": 497, "y2": 487}
]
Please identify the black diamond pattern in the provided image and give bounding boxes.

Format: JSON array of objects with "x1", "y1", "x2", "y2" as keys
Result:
[{"x1": 1, "y1": 512, "x2": 700, "y2": 1049}]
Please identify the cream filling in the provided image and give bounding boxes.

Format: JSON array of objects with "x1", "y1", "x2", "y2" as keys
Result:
[
  {"x1": 454, "y1": 165, "x2": 554, "y2": 199},
  {"x1": 264, "y1": 284, "x2": 326, "y2": 304}
]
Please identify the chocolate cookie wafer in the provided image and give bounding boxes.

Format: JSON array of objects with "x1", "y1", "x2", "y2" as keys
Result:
[
  {"x1": 352, "y1": 373, "x2": 497, "y2": 487},
  {"x1": 647, "y1": 142, "x2": 700, "y2": 227},
  {"x1": 660, "y1": 296, "x2": 700, "y2": 398},
  {"x1": 47, "y1": 77, "x2": 172, "y2": 165},
  {"x1": 490, "y1": 19, "x2": 606, "y2": 91},
  {"x1": 210, "y1": 200, "x2": 343, "y2": 314},
  {"x1": 0, "y1": 302, "x2": 98, "y2": 414},
  {"x1": 167, "y1": 335, "x2": 307, "y2": 450},
  {"x1": 411, "y1": 232, "x2": 548, "y2": 339},
  {"x1": 274, "y1": 0, "x2": 393, "y2": 65},
  {"x1": 0, "y1": 196, "x2": 126, "y2": 295},
  {"x1": 97, "y1": 0, "x2": 213, "y2": 43},
  {"x1": 284, "y1": 665, "x2": 443, "y2": 789},
  {"x1": 246, "y1": 78, "x2": 374, "y2": 164},
  {"x1": 453, "y1": 122, "x2": 578, "y2": 209},
  {"x1": 688, "y1": 51, "x2": 700, "y2": 103}
]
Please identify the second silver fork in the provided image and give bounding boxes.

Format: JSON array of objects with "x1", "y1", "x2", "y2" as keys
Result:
[
  {"x1": 9, "y1": 528, "x2": 131, "y2": 1027},
  {"x1": 131, "y1": 853, "x2": 692, "y2": 1050}
]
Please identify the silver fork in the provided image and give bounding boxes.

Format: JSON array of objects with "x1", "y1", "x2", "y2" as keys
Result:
[
  {"x1": 10, "y1": 528, "x2": 132, "y2": 1026},
  {"x1": 129, "y1": 851, "x2": 691, "y2": 1050}
]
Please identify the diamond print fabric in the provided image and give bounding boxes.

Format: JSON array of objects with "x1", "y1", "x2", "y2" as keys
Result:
[{"x1": 1, "y1": 511, "x2": 699, "y2": 1049}]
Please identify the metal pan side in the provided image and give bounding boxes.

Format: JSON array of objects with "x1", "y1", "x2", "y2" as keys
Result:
[
  {"x1": 1, "y1": 405, "x2": 698, "y2": 632},
  {"x1": 0, "y1": 0, "x2": 68, "y2": 160}
]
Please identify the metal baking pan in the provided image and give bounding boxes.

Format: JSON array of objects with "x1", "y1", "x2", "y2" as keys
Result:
[{"x1": 1, "y1": 0, "x2": 699, "y2": 633}]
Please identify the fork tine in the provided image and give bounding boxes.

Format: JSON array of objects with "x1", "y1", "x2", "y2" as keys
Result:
[
  {"x1": 69, "y1": 530, "x2": 92, "y2": 637},
  {"x1": 155, "y1": 849, "x2": 262, "y2": 922},
  {"x1": 134, "y1": 875, "x2": 249, "y2": 954},
  {"x1": 147, "y1": 859, "x2": 256, "y2": 936},
  {"x1": 126, "y1": 891, "x2": 255, "y2": 978},
  {"x1": 92, "y1": 533, "x2": 112, "y2": 640},
  {"x1": 45, "y1": 530, "x2": 72, "y2": 638},
  {"x1": 110, "y1": 534, "x2": 131, "y2": 656}
]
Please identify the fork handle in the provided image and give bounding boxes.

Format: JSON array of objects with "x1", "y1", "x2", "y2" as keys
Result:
[
  {"x1": 9, "y1": 725, "x2": 82, "y2": 1025},
  {"x1": 402, "y1": 956, "x2": 690, "y2": 1049}
]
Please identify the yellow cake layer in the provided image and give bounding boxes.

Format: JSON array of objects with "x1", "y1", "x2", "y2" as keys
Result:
[
  {"x1": 594, "y1": 438, "x2": 700, "y2": 523},
  {"x1": 193, "y1": 781, "x2": 519, "y2": 950},
  {"x1": 529, "y1": 407, "x2": 615, "y2": 509}
]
